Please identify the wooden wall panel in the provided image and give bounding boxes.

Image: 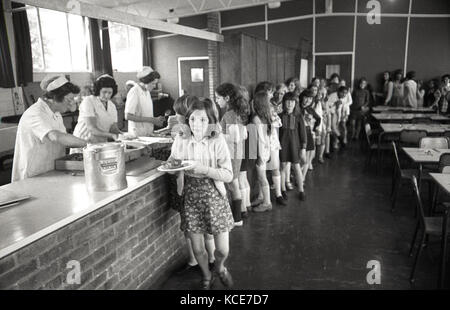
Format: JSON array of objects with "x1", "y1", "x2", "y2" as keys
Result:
[
  {"x1": 241, "y1": 35, "x2": 257, "y2": 94},
  {"x1": 256, "y1": 39, "x2": 268, "y2": 83},
  {"x1": 276, "y1": 46, "x2": 285, "y2": 84},
  {"x1": 219, "y1": 34, "x2": 241, "y2": 85},
  {"x1": 284, "y1": 49, "x2": 295, "y2": 82},
  {"x1": 267, "y1": 43, "x2": 278, "y2": 84}
]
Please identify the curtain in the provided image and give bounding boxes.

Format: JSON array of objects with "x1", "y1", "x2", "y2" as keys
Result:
[
  {"x1": 101, "y1": 20, "x2": 113, "y2": 76},
  {"x1": 89, "y1": 18, "x2": 103, "y2": 76},
  {"x1": 141, "y1": 28, "x2": 152, "y2": 66},
  {"x1": 0, "y1": 0, "x2": 15, "y2": 88},
  {"x1": 12, "y1": 2, "x2": 32, "y2": 86}
]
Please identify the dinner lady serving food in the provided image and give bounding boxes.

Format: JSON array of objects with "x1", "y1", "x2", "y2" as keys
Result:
[
  {"x1": 71, "y1": 74, "x2": 122, "y2": 152},
  {"x1": 11, "y1": 75, "x2": 88, "y2": 182},
  {"x1": 125, "y1": 66, "x2": 165, "y2": 136}
]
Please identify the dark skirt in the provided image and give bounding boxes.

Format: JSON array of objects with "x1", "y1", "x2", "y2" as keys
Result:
[
  {"x1": 182, "y1": 176, "x2": 234, "y2": 235},
  {"x1": 240, "y1": 137, "x2": 250, "y2": 172},
  {"x1": 306, "y1": 126, "x2": 315, "y2": 151}
]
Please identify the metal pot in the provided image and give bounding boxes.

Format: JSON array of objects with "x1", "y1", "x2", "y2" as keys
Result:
[{"x1": 83, "y1": 142, "x2": 127, "y2": 192}]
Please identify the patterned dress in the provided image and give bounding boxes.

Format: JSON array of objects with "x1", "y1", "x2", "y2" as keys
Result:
[{"x1": 182, "y1": 176, "x2": 234, "y2": 235}]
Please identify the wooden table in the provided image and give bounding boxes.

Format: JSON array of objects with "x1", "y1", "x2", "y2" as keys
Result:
[
  {"x1": 372, "y1": 113, "x2": 449, "y2": 123},
  {"x1": 427, "y1": 173, "x2": 450, "y2": 288},
  {"x1": 372, "y1": 106, "x2": 435, "y2": 113},
  {"x1": 402, "y1": 148, "x2": 450, "y2": 164},
  {"x1": 380, "y1": 123, "x2": 450, "y2": 134}
]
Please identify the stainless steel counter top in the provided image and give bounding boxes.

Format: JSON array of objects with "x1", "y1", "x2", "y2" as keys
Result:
[{"x1": 0, "y1": 156, "x2": 165, "y2": 259}]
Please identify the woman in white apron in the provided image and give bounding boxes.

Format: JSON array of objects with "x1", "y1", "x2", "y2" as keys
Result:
[
  {"x1": 12, "y1": 75, "x2": 87, "y2": 182},
  {"x1": 71, "y1": 74, "x2": 121, "y2": 153},
  {"x1": 125, "y1": 66, "x2": 165, "y2": 137}
]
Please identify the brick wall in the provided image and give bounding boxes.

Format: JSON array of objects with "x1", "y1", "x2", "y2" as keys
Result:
[
  {"x1": 0, "y1": 174, "x2": 186, "y2": 290},
  {"x1": 207, "y1": 12, "x2": 220, "y2": 100}
]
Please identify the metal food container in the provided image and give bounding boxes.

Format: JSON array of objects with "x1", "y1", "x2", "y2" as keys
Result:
[{"x1": 83, "y1": 142, "x2": 128, "y2": 192}]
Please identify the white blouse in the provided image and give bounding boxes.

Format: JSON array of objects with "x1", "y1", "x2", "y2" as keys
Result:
[{"x1": 72, "y1": 95, "x2": 118, "y2": 143}]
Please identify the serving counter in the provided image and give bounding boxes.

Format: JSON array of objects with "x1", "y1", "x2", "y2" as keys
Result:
[{"x1": 0, "y1": 152, "x2": 186, "y2": 289}]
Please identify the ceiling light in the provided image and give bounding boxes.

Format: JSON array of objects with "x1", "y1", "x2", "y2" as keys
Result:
[
  {"x1": 167, "y1": 8, "x2": 179, "y2": 24},
  {"x1": 268, "y1": 1, "x2": 281, "y2": 9}
]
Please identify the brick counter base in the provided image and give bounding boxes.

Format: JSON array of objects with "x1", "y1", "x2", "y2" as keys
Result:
[{"x1": 0, "y1": 174, "x2": 187, "y2": 289}]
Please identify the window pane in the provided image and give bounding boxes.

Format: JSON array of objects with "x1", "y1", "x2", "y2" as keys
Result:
[
  {"x1": 67, "y1": 14, "x2": 90, "y2": 71},
  {"x1": 39, "y1": 8, "x2": 71, "y2": 72},
  {"x1": 109, "y1": 22, "x2": 142, "y2": 72},
  {"x1": 26, "y1": 7, "x2": 44, "y2": 72}
]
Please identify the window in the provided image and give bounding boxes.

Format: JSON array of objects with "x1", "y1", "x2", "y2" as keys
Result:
[
  {"x1": 109, "y1": 22, "x2": 142, "y2": 72},
  {"x1": 27, "y1": 7, "x2": 91, "y2": 72}
]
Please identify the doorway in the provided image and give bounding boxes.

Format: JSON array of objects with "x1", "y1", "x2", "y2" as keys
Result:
[
  {"x1": 178, "y1": 57, "x2": 209, "y2": 98},
  {"x1": 315, "y1": 54, "x2": 352, "y2": 88}
]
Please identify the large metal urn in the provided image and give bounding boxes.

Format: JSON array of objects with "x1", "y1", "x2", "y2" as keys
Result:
[{"x1": 83, "y1": 142, "x2": 127, "y2": 192}]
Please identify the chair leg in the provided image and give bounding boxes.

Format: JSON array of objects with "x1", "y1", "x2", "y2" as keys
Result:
[
  {"x1": 428, "y1": 182, "x2": 433, "y2": 215},
  {"x1": 410, "y1": 231, "x2": 427, "y2": 284},
  {"x1": 391, "y1": 180, "x2": 401, "y2": 212},
  {"x1": 409, "y1": 222, "x2": 420, "y2": 257},
  {"x1": 431, "y1": 187, "x2": 439, "y2": 216}
]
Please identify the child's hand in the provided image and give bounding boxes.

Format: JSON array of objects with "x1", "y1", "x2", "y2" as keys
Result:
[
  {"x1": 299, "y1": 149, "x2": 307, "y2": 164},
  {"x1": 185, "y1": 161, "x2": 208, "y2": 175}
]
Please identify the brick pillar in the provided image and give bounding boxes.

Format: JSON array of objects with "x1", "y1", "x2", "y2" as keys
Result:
[{"x1": 207, "y1": 12, "x2": 220, "y2": 100}]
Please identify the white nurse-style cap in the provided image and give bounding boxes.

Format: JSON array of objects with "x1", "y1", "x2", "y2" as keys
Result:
[
  {"x1": 96, "y1": 74, "x2": 114, "y2": 81},
  {"x1": 125, "y1": 80, "x2": 136, "y2": 86},
  {"x1": 136, "y1": 66, "x2": 154, "y2": 79},
  {"x1": 40, "y1": 74, "x2": 69, "y2": 92}
]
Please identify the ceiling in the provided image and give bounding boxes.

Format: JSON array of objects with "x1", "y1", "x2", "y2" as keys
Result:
[{"x1": 79, "y1": 0, "x2": 291, "y2": 20}]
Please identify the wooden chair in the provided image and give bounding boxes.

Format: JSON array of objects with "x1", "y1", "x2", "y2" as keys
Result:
[
  {"x1": 419, "y1": 137, "x2": 449, "y2": 149},
  {"x1": 409, "y1": 175, "x2": 450, "y2": 288},
  {"x1": 391, "y1": 141, "x2": 419, "y2": 212},
  {"x1": 400, "y1": 130, "x2": 427, "y2": 148},
  {"x1": 364, "y1": 123, "x2": 391, "y2": 170},
  {"x1": 430, "y1": 153, "x2": 450, "y2": 215}
]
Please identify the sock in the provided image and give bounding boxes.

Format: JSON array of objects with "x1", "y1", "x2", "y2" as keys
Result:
[
  {"x1": 261, "y1": 185, "x2": 271, "y2": 205},
  {"x1": 231, "y1": 200, "x2": 242, "y2": 222},
  {"x1": 272, "y1": 175, "x2": 282, "y2": 197}
]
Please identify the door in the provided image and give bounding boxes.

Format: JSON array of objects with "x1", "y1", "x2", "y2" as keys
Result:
[
  {"x1": 178, "y1": 57, "x2": 209, "y2": 98},
  {"x1": 315, "y1": 54, "x2": 352, "y2": 87}
]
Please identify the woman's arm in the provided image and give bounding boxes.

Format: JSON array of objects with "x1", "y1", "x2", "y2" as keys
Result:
[
  {"x1": 125, "y1": 113, "x2": 164, "y2": 127},
  {"x1": 47, "y1": 131, "x2": 88, "y2": 148},
  {"x1": 83, "y1": 117, "x2": 117, "y2": 140}
]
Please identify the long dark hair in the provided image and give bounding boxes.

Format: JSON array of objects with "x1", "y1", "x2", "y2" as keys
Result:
[
  {"x1": 252, "y1": 91, "x2": 272, "y2": 134},
  {"x1": 216, "y1": 83, "x2": 250, "y2": 124}
]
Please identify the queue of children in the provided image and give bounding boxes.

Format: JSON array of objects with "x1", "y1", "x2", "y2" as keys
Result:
[{"x1": 165, "y1": 74, "x2": 368, "y2": 289}]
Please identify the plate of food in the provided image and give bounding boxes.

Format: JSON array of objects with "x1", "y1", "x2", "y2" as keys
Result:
[{"x1": 157, "y1": 159, "x2": 195, "y2": 172}]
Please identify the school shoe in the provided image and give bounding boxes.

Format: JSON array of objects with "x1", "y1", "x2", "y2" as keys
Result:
[
  {"x1": 176, "y1": 262, "x2": 199, "y2": 274},
  {"x1": 276, "y1": 196, "x2": 287, "y2": 206},
  {"x1": 241, "y1": 211, "x2": 249, "y2": 219},
  {"x1": 234, "y1": 220, "x2": 243, "y2": 227},
  {"x1": 281, "y1": 191, "x2": 288, "y2": 200},
  {"x1": 217, "y1": 268, "x2": 234, "y2": 288},
  {"x1": 252, "y1": 203, "x2": 271, "y2": 212},
  {"x1": 250, "y1": 197, "x2": 264, "y2": 207},
  {"x1": 298, "y1": 192, "x2": 306, "y2": 201},
  {"x1": 324, "y1": 153, "x2": 331, "y2": 159},
  {"x1": 318, "y1": 158, "x2": 325, "y2": 164}
]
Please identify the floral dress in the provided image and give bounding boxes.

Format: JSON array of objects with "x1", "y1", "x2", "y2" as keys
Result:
[{"x1": 182, "y1": 176, "x2": 234, "y2": 235}]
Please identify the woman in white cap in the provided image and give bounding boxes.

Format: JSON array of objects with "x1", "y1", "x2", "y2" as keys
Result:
[
  {"x1": 71, "y1": 74, "x2": 122, "y2": 151},
  {"x1": 12, "y1": 75, "x2": 87, "y2": 182},
  {"x1": 125, "y1": 66, "x2": 165, "y2": 136}
]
